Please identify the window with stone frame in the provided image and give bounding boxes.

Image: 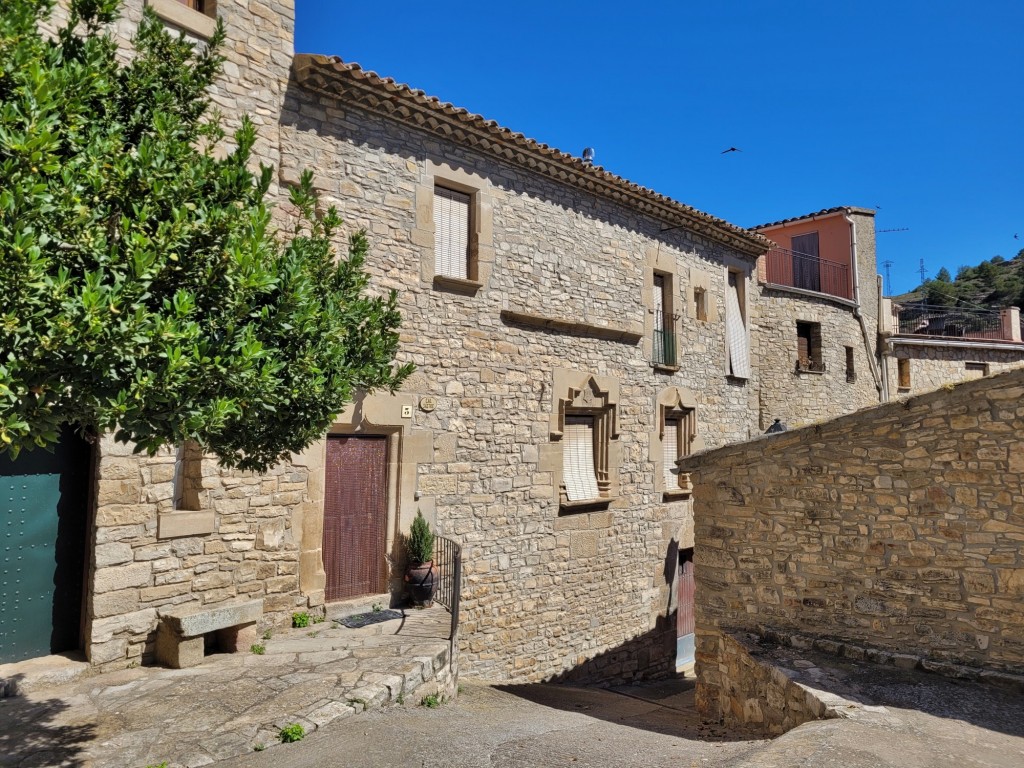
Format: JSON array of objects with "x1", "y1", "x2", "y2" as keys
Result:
[
  {"x1": 661, "y1": 407, "x2": 696, "y2": 496},
  {"x1": 845, "y1": 346, "x2": 856, "y2": 382},
  {"x1": 173, "y1": 441, "x2": 204, "y2": 511},
  {"x1": 149, "y1": 0, "x2": 218, "y2": 37},
  {"x1": 652, "y1": 386, "x2": 703, "y2": 498},
  {"x1": 547, "y1": 373, "x2": 620, "y2": 511},
  {"x1": 175, "y1": 0, "x2": 214, "y2": 16},
  {"x1": 897, "y1": 357, "x2": 911, "y2": 391},
  {"x1": 652, "y1": 272, "x2": 678, "y2": 367},
  {"x1": 433, "y1": 185, "x2": 472, "y2": 281},
  {"x1": 796, "y1": 321, "x2": 824, "y2": 372}
]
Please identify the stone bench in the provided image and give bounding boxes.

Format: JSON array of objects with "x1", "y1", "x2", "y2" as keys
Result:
[{"x1": 156, "y1": 599, "x2": 263, "y2": 669}]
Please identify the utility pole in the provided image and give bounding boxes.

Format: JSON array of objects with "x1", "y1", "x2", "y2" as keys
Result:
[
  {"x1": 882, "y1": 260, "x2": 894, "y2": 295},
  {"x1": 918, "y1": 258, "x2": 928, "y2": 284}
]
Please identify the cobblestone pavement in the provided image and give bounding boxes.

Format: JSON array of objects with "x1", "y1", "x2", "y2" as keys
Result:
[{"x1": 0, "y1": 607, "x2": 452, "y2": 768}]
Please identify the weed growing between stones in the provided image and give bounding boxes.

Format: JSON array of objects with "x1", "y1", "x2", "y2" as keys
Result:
[
  {"x1": 421, "y1": 694, "x2": 440, "y2": 708},
  {"x1": 250, "y1": 643, "x2": 266, "y2": 655},
  {"x1": 279, "y1": 723, "x2": 305, "y2": 743},
  {"x1": 292, "y1": 612, "x2": 310, "y2": 628}
]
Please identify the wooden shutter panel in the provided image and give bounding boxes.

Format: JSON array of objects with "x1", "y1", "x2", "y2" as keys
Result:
[
  {"x1": 797, "y1": 324, "x2": 811, "y2": 367},
  {"x1": 562, "y1": 416, "x2": 599, "y2": 501},
  {"x1": 726, "y1": 273, "x2": 751, "y2": 378},
  {"x1": 433, "y1": 187, "x2": 470, "y2": 279}
]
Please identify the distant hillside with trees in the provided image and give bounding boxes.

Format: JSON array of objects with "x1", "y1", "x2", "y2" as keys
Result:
[{"x1": 895, "y1": 248, "x2": 1024, "y2": 310}]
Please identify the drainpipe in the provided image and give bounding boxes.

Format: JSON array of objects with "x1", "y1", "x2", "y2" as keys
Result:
[{"x1": 845, "y1": 210, "x2": 883, "y2": 399}]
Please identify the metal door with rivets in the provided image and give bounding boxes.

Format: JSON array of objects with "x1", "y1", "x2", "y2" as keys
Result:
[
  {"x1": 323, "y1": 435, "x2": 389, "y2": 602},
  {"x1": 0, "y1": 429, "x2": 90, "y2": 663}
]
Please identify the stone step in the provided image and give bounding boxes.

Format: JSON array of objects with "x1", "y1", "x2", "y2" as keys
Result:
[{"x1": 0, "y1": 652, "x2": 92, "y2": 698}]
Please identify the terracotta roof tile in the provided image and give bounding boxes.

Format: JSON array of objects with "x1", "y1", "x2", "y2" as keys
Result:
[
  {"x1": 291, "y1": 55, "x2": 771, "y2": 256},
  {"x1": 750, "y1": 206, "x2": 876, "y2": 231}
]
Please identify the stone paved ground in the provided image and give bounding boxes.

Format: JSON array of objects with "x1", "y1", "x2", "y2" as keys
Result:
[
  {"x1": 0, "y1": 607, "x2": 452, "y2": 768},
  {"x1": 214, "y1": 665, "x2": 1024, "y2": 768}
]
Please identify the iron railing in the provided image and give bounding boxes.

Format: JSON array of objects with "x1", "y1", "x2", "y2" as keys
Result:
[
  {"x1": 652, "y1": 310, "x2": 677, "y2": 366},
  {"x1": 895, "y1": 304, "x2": 1004, "y2": 340},
  {"x1": 433, "y1": 535, "x2": 462, "y2": 647},
  {"x1": 764, "y1": 246, "x2": 852, "y2": 300}
]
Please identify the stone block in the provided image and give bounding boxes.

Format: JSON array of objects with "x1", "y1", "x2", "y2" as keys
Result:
[
  {"x1": 156, "y1": 629, "x2": 204, "y2": 669},
  {"x1": 159, "y1": 598, "x2": 263, "y2": 637},
  {"x1": 216, "y1": 622, "x2": 258, "y2": 653}
]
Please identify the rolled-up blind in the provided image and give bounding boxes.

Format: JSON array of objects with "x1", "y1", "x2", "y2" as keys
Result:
[
  {"x1": 434, "y1": 187, "x2": 470, "y2": 279},
  {"x1": 726, "y1": 273, "x2": 751, "y2": 378},
  {"x1": 563, "y1": 416, "x2": 599, "y2": 501},
  {"x1": 662, "y1": 417, "x2": 679, "y2": 488}
]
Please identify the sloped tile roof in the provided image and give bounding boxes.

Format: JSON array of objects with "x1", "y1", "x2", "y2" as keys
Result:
[
  {"x1": 291, "y1": 55, "x2": 771, "y2": 256},
  {"x1": 750, "y1": 206, "x2": 876, "y2": 231}
]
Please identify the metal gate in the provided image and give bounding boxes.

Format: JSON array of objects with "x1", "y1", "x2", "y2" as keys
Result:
[
  {"x1": 0, "y1": 429, "x2": 90, "y2": 663},
  {"x1": 323, "y1": 435, "x2": 389, "y2": 602},
  {"x1": 676, "y1": 548, "x2": 695, "y2": 668}
]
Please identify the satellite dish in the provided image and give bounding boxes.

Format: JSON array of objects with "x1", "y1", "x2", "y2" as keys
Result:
[{"x1": 582, "y1": 147, "x2": 595, "y2": 164}]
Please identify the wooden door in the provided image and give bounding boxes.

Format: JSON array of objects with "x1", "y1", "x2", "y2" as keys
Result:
[
  {"x1": 323, "y1": 436, "x2": 388, "y2": 602},
  {"x1": 676, "y1": 548, "x2": 695, "y2": 667}
]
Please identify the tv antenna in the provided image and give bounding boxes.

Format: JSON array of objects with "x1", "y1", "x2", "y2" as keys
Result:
[
  {"x1": 877, "y1": 227, "x2": 910, "y2": 233},
  {"x1": 881, "y1": 260, "x2": 894, "y2": 295}
]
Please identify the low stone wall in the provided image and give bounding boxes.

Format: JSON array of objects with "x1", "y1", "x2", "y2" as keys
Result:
[
  {"x1": 686, "y1": 367, "x2": 1024, "y2": 686},
  {"x1": 696, "y1": 630, "x2": 834, "y2": 735},
  {"x1": 887, "y1": 339, "x2": 1024, "y2": 396}
]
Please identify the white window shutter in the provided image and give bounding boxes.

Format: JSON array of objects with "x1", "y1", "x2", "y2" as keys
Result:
[
  {"x1": 562, "y1": 416, "x2": 600, "y2": 502},
  {"x1": 662, "y1": 418, "x2": 679, "y2": 488},
  {"x1": 726, "y1": 274, "x2": 751, "y2": 378},
  {"x1": 433, "y1": 187, "x2": 470, "y2": 279}
]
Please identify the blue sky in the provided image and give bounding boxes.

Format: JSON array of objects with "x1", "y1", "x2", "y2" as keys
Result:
[{"x1": 295, "y1": 1, "x2": 1023, "y2": 296}]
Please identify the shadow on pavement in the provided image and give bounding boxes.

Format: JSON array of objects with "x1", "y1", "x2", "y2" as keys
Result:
[
  {"x1": 495, "y1": 678, "x2": 763, "y2": 743},
  {"x1": 0, "y1": 674, "x2": 95, "y2": 767}
]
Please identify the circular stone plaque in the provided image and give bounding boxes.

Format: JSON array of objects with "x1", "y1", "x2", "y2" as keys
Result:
[{"x1": 420, "y1": 396, "x2": 437, "y2": 412}]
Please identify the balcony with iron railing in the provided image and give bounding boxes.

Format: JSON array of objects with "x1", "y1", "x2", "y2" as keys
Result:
[
  {"x1": 893, "y1": 304, "x2": 1008, "y2": 341},
  {"x1": 652, "y1": 310, "x2": 678, "y2": 367},
  {"x1": 764, "y1": 246, "x2": 852, "y2": 301}
]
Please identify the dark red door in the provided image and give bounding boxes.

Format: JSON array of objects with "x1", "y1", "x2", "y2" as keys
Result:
[
  {"x1": 323, "y1": 436, "x2": 388, "y2": 602},
  {"x1": 677, "y1": 548, "x2": 695, "y2": 666}
]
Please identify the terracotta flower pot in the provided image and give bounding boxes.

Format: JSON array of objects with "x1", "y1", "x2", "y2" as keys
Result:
[{"x1": 405, "y1": 561, "x2": 435, "y2": 607}]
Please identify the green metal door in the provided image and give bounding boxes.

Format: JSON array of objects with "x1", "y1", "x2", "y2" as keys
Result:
[{"x1": 0, "y1": 430, "x2": 90, "y2": 663}]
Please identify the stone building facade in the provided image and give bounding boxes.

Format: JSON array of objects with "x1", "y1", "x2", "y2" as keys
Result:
[
  {"x1": 685, "y1": 368, "x2": 1024, "y2": 725},
  {"x1": 751, "y1": 208, "x2": 883, "y2": 429},
  {"x1": 17, "y1": 0, "x2": 970, "y2": 686}
]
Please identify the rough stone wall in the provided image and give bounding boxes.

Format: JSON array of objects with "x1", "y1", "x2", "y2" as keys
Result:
[
  {"x1": 696, "y1": 630, "x2": 834, "y2": 735},
  {"x1": 887, "y1": 341, "x2": 1024, "y2": 397},
  {"x1": 88, "y1": 439, "x2": 316, "y2": 669},
  {"x1": 754, "y1": 289, "x2": 880, "y2": 429},
  {"x1": 66, "y1": 0, "x2": 307, "y2": 670},
  {"x1": 280, "y1": 90, "x2": 763, "y2": 682},
  {"x1": 687, "y1": 367, "x2": 1024, "y2": 681}
]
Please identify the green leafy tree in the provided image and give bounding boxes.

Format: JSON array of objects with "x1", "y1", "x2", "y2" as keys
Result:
[{"x1": 0, "y1": 0, "x2": 411, "y2": 470}]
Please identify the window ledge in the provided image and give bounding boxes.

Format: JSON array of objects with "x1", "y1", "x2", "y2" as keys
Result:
[
  {"x1": 794, "y1": 368, "x2": 826, "y2": 376},
  {"x1": 652, "y1": 363, "x2": 681, "y2": 374},
  {"x1": 726, "y1": 375, "x2": 749, "y2": 385},
  {"x1": 662, "y1": 489, "x2": 692, "y2": 501},
  {"x1": 559, "y1": 496, "x2": 616, "y2": 513},
  {"x1": 432, "y1": 275, "x2": 482, "y2": 295},
  {"x1": 158, "y1": 509, "x2": 215, "y2": 539},
  {"x1": 148, "y1": 0, "x2": 216, "y2": 39}
]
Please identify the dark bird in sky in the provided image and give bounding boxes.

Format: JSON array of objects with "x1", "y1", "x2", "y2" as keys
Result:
[
  {"x1": 720, "y1": 147, "x2": 742, "y2": 154},
  {"x1": 1015, "y1": 233, "x2": 1019, "y2": 240}
]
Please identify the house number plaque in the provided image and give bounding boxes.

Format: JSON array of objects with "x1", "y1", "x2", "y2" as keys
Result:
[{"x1": 420, "y1": 396, "x2": 437, "y2": 412}]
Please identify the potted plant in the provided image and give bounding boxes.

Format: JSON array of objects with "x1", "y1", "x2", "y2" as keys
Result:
[{"x1": 405, "y1": 511, "x2": 436, "y2": 607}]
